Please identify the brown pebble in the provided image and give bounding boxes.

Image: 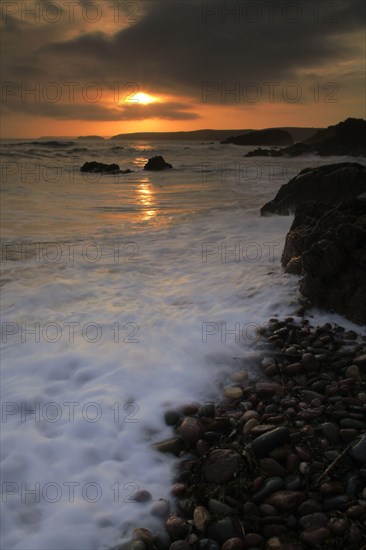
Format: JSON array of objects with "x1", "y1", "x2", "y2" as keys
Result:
[
  {"x1": 165, "y1": 516, "x2": 189, "y2": 541},
  {"x1": 286, "y1": 453, "x2": 300, "y2": 473},
  {"x1": 224, "y1": 386, "x2": 243, "y2": 400},
  {"x1": 348, "y1": 523, "x2": 362, "y2": 544},
  {"x1": 266, "y1": 490, "x2": 305, "y2": 511},
  {"x1": 243, "y1": 418, "x2": 259, "y2": 434},
  {"x1": 170, "y1": 483, "x2": 187, "y2": 497},
  {"x1": 243, "y1": 533, "x2": 264, "y2": 547},
  {"x1": 294, "y1": 446, "x2": 312, "y2": 461},
  {"x1": 299, "y1": 513, "x2": 327, "y2": 530},
  {"x1": 328, "y1": 516, "x2": 348, "y2": 535},
  {"x1": 255, "y1": 382, "x2": 284, "y2": 397},
  {"x1": 301, "y1": 527, "x2": 331, "y2": 546},
  {"x1": 241, "y1": 410, "x2": 260, "y2": 422},
  {"x1": 260, "y1": 458, "x2": 287, "y2": 477},
  {"x1": 132, "y1": 528, "x2": 154, "y2": 550},
  {"x1": 177, "y1": 416, "x2": 204, "y2": 444},
  {"x1": 221, "y1": 538, "x2": 244, "y2": 550},
  {"x1": 345, "y1": 365, "x2": 360, "y2": 379},
  {"x1": 133, "y1": 490, "x2": 152, "y2": 502},
  {"x1": 319, "y1": 481, "x2": 345, "y2": 496},
  {"x1": 179, "y1": 403, "x2": 199, "y2": 415},
  {"x1": 193, "y1": 506, "x2": 210, "y2": 533},
  {"x1": 265, "y1": 365, "x2": 278, "y2": 377},
  {"x1": 297, "y1": 499, "x2": 323, "y2": 515},
  {"x1": 202, "y1": 449, "x2": 242, "y2": 483},
  {"x1": 345, "y1": 504, "x2": 366, "y2": 518}
]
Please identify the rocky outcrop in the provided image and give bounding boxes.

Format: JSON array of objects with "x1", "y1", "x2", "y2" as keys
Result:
[
  {"x1": 144, "y1": 156, "x2": 172, "y2": 171},
  {"x1": 246, "y1": 118, "x2": 366, "y2": 157},
  {"x1": 260, "y1": 163, "x2": 366, "y2": 216},
  {"x1": 80, "y1": 161, "x2": 132, "y2": 174},
  {"x1": 221, "y1": 129, "x2": 293, "y2": 146},
  {"x1": 281, "y1": 199, "x2": 366, "y2": 324}
]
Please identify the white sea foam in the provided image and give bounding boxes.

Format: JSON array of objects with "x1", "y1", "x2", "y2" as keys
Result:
[{"x1": 1, "y1": 142, "x2": 364, "y2": 549}]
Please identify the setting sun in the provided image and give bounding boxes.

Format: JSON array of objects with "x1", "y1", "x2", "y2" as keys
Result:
[{"x1": 133, "y1": 92, "x2": 158, "y2": 105}]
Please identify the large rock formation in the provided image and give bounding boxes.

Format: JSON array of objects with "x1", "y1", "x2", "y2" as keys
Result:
[
  {"x1": 281, "y1": 199, "x2": 366, "y2": 324},
  {"x1": 144, "y1": 156, "x2": 172, "y2": 170},
  {"x1": 221, "y1": 129, "x2": 293, "y2": 146},
  {"x1": 260, "y1": 163, "x2": 366, "y2": 216},
  {"x1": 246, "y1": 118, "x2": 366, "y2": 158},
  {"x1": 80, "y1": 161, "x2": 131, "y2": 174}
]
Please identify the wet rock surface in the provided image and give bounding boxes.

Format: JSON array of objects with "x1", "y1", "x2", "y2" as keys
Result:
[
  {"x1": 260, "y1": 163, "x2": 366, "y2": 216},
  {"x1": 80, "y1": 161, "x2": 132, "y2": 174},
  {"x1": 281, "y1": 198, "x2": 366, "y2": 324},
  {"x1": 116, "y1": 318, "x2": 366, "y2": 550},
  {"x1": 144, "y1": 156, "x2": 173, "y2": 170}
]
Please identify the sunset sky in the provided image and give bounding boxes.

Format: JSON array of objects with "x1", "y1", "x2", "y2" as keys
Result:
[{"x1": 1, "y1": 0, "x2": 365, "y2": 138}]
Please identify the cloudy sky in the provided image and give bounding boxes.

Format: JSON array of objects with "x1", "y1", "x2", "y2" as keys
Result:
[{"x1": 1, "y1": 0, "x2": 365, "y2": 137}]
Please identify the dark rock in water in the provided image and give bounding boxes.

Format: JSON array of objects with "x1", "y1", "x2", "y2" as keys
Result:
[
  {"x1": 144, "y1": 156, "x2": 172, "y2": 171},
  {"x1": 177, "y1": 416, "x2": 204, "y2": 444},
  {"x1": 80, "y1": 161, "x2": 132, "y2": 174},
  {"x1": 165, "y1": 516, "x2": 189, "y2": 541},
  {"x1": 154, "y1": 437, "x2": 184, "y2": 455},
  {"x1": 202, "y1": 449, "x2": 242, "y2": 483},
  {"x1": 245, "y1": 143, "x2": 311, "y2": 158},
  {"x1": 281, "y1": 198, "x2": 366, "y2": 324},
  {"x1": 251, "y1": 427, "x2": 290, "y2": 457},
  {"x1": 221, "y1": 129, "x2": 293, "y2": 146},
  {"x1": 260, "y1": 162, "x2": 366, "y2": 216},
  {"x1": 247, "y1": 118, "x2": 366, "y2": 158}
]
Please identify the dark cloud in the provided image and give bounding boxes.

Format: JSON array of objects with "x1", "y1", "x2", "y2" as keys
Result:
[
  {"x1": 1, "y1": 97, "x2": 200, "y2": 121},
  {"x1": 1, "y1": 0, "x2": 365, "y2": 120}
]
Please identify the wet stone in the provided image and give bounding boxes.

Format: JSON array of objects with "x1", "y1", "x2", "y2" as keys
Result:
[
  {"x1": 198, "y1": 540, "x2": 220, "y2": 550},
  {"x1": 299, "y1": 513, "x2": 328, "y2": 530},
  {"x1": 297, "y1": 499, "x2": 322, "y2": 515},
  {"x1": 323, "y1": 494, "x2": 349, "y2": 511},
  {"x1": 301, "y1": 527, "x2": 331, "y2": 546},
  {"x1": 165, "y1": 516, "x2": 189, "y2": 541},
  {"x1": 199, "y1": 402, "x2": 216, "y2": 418},
  {"x1": 154, "y1": 437, "x2": 184, "y2": 456},
  {"x1": 208, "y1": 499, "x2": 233, "y2": 516},
  {"x1": 251, "y1": 427, "x2": 290, "y2": 458},
  {"x1": 259, "y1": 458, "x2": 287, "y2": 477},
  {"x1": 340, "y1": 418, "x2": 366, "y2": 430},
  {"x1": 252, "y1": 477, "x2": 284, "y2": 503},
  {"x1": 266, "y1": 490, "x2": 305, "y2": 511},
  {"x1": 134, "y1": 490, "x2": 152, "y2": 502},
  {"x1": 221, "y1": 538, "x2": 245, "y2": 550},
  {"x1": 202, "y1": 449, "x2": 242, "y2": 483},
  {"x1": 328, "y1": 516, "x2": 348, "y2": 535},
  {"x1": 132, "y1": 529, "x2": 154, "y2": 550},
  {"x1": 354, "y1": 353, "x2": 366, "y2": 367},
  {"x1": 193, "y1": 506, "x2": 211, "y2": 533},
  {"x1": 243, "y1": 533, "x2": 264, "y2": 548},
  {"x1": 224, "y1": 387, "x2": 243, "y2": 400},
  {"x1": 207, "y1": 518, "x2": 234, "y2": 544},
  {"x1": 177, "y1": 417, "x2": 204, "y2": 444}
]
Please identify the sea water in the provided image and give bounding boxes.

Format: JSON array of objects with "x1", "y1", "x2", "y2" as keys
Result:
[{"x1": 0, "y1": 139, "x2": 364, "y2": 549}]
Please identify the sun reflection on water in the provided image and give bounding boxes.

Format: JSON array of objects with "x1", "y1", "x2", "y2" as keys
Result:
[{"x1": 136, "y1": 178, "x2": 157, "y2": 221}]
